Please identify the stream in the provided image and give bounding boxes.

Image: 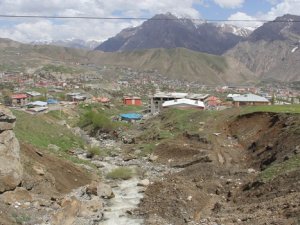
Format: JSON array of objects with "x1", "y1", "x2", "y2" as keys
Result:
[
  {"x1": 71, "y1": 126, "x2": 182, "y2": 225},
  {"x1": 74, "y1": 128, "x2": 145, "y2": 225},
  {"x1": 101, "y1": 177, "x2": 144, "y2": 225}
]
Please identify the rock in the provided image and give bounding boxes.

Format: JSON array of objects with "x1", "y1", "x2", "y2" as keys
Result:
[
  {"x1": 123, "y1": 155, "x2": 137, "y2": 161},
  {"x1": 78, "y1": 196, "x2": 103, "y2": 218},
  {"x1": 294, "y1": 145, "x2": 300, "y2": 155},
  {"x1": 148, "y1": 154, "x2": 158, "y2": 162},
  {"x1": 86, "y1": 181, "x2": 98, "y2": 196},
  {"x1": 122, "y1": 136, "x2": 135, "y2": 144},
  {"x1": 51, "y1": 196, "x2": 103, "y2": 225},
  {"x1": 0, "y1": 108, "x2": 23, "y2": 193},
  {"x1": 91, "y1": 161, "x2": 105, "y2": 168},
  {"x1": 137, "y1": 179, "x2": 150, "y2": 187},
  {"x1": 51, "y1": 196, "x2": 81, "y2": 225},
  {"x1": 97, "y1": 182, "x2": 115, "y2": 199},
  {"x1": 0, "y1": 187, "x2": 33, "y2": 205},
  {"x1": 39, "y1": 199, "x2": 52, "y2": 207},
  {"x1": 33, "y1": 165, "x2": 46, "y2": 176},
  {"x1": 0, "y1": 108, "x2": 16, "y2": 131},
  {"x1": 247, "y1": 168, "x2": 256, "y2": 173},
  {"x1": 48, "y1": 144, "x2": 60, "y2": 152}
]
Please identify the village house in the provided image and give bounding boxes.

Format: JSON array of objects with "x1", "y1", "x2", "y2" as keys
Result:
[
  {"x1": 26, "y1": 91, "x2": 42, "y2": 101},
  {"x1": 11, "y1": 93, "x2": 28, "y2": 106},
  {"x1": 231, "y1": 93, "x2": 270, "y2": 107},
  {"x1": 149, "y1": 92, "x2": 209, "y2": 114},
  {"x1": 123, "y1": 96, "x2": 142, "y2": 106},
  {"x1": 66, "y1": 93, "x2": 87, "y2": 102}
]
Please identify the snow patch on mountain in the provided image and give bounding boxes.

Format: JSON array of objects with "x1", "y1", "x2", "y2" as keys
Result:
[
  {"x1": 291, "y1": 46, "x2": 298, "y2": 53},
  {"x1": 216, "y1": 23, "x2": 252, "y2": 37}
]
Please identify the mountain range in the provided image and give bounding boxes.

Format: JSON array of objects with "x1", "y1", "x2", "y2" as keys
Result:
[
  {"x1": 95, "y1": 13, "x2": 251, "y2": 55},
  {"x1": 1, "y1": 13, "x2": 300, "y2": 84}
]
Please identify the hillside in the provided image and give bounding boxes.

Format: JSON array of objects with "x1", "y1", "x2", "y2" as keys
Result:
[
  {"x1": 96, "y1": 13, "x2": 246, "y2": 55},
  {"x1": 226, "y1": 14, "x2": 300, "y2": 82},
  {"x1": 0, "y1": 38, "x2": 257, "y2": 85},
  {"x1": 90, "y1": 48, "x2": 257, "y2": 84}
]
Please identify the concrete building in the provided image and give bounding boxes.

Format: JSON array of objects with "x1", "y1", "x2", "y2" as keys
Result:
[
  {"x1": 162, "y1": 98, "x2": 205, "y2": 110},
  {"x1": 149, "y1": 92, "x2": 209, "y2": 114}
]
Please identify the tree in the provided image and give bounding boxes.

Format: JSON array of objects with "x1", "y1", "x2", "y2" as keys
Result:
[
  {"x1": 2, "y1": 89, "x2": 12, "y2": 106},
  {"x1": 271, "y1": 93, "x2": 276, "y2": 105}
]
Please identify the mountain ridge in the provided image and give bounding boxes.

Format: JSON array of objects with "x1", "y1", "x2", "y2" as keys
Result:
[
  {"x1": 95, "y1": 13, "x2": 251, "y2": 55},
  {"x1": 226, "y1": 14, "x2": 300, "y2": 82}
]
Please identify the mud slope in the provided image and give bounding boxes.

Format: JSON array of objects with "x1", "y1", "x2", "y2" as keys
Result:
[{"x1": 139, "y1": 111, "x2": 300, "y2": 225}]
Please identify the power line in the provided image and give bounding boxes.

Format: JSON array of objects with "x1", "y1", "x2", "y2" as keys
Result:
[{"x1": 0, "y1": 14, "x2": 299, "y2": 23}]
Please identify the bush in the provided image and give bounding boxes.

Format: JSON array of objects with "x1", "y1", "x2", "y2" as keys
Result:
[
  {"x1": 106, "y1": 167, "x2": 133, "y2": 180},
  {"x1": 79, "y1": 110, "x2": 115, "y2": 132},
  {"x1": 87, "y1": 146, "x2": 101, "y2": 157}
]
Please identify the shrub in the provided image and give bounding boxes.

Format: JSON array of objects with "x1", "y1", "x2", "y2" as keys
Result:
[
  {"x1": 87, "y1": 146, "x2": 101, "y2": 157},
  {"x1": 106, "y1": 167, "x2": 133, "y2": 180},
  {"x1": 79, "y1": 110, "x2": 115, "y2": 132}
]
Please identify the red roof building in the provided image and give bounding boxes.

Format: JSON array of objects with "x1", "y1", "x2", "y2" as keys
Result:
[
  {"x1": 12, "y1": 94, "x2": 28, "y2": 99},
  {"x1": 11, "y1": 93, "x2": 28, "y2": 106},
  {"x1": 123, "y1": 96, "x2": 142, "y2": 106}
]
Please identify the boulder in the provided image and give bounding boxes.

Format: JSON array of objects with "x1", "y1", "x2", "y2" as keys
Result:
[
  {"x1": 0, "y1": 187, "x2": 33, "y2": 205},
  {"x1": 33, "y1": 165, "x2": 46, "y2": 176},
  {"x1": 78, "y1": 196, "x2": 103, "y2": 218},
  {"x1": 0, "y1": 108, "x2": 16, "y2": 131},
  {"x1": 96, "y1": 182, "x2": 115, "y2": 199},
  {"x1": 148, "y1": 154, "x2": 158, "y2": 162},
  {"x1": 51, "y1": 196, "x2": 103, "y2": 225},
  {"x1": 52, "y1": 196, "x2": 81, "y2": 225},
  {"x1": 137, "y1": 179, "x2": 150, "y2": 187},
  {"x1": 0, "y1": 108, "x2": 23, "y2": 193},
  {"x1": 86, "y1": 181, "x2": 98, "y2": 196}
]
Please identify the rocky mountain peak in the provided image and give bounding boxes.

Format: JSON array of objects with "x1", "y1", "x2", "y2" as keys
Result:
[
  {"x1": 247, "y1": 14, "x2": 300, "y2": 42},
  {"x1": 95, "y1": 13, "x2": 243, "y2": 55}
]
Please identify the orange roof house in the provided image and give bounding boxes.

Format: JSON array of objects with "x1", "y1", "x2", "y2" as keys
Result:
[{"x1": 11, "y1": 93, "x2": 28, "y2": 106}]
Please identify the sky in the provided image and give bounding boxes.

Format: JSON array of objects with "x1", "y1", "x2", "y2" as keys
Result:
[{"x1": 0, "y1": 0, "x2": 299, "y2": 43}]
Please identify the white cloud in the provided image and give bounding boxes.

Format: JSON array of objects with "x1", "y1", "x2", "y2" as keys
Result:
[
  {"x1": 227, "y1": 0, "x2": 300, "y2": 28},
  {"x1": 264, "y1": 0, "x2": 300, "y2": 20},
  {"x1": 227, "y1": 12, "x2": 263, "y2": 29},
  {"x1": 0, "y1": 0, "x2": 203, "y2": 42},
  {"x1": 213, "y1": 0, "x2": 244, "y2": 9}
]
